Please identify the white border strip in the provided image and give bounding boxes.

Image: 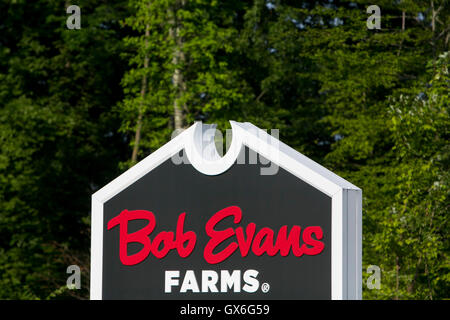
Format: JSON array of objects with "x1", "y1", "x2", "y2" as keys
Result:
[
  {"x1": 332, "y1": 190, "x2": 344, "y2": 299},
  {"x1": 90, "y1": 198, "x2": 103, "y2": 300}
]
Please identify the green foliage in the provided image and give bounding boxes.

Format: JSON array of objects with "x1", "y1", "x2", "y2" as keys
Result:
[
  {"x1": 376, "y1": 52, "x2": 449, "y2": 299},
  {"x1": 0, "y1": 0, "x2": 130, "y2": 299},
  {"x1": 0, "y1": 0, "x2": 448, "y2": 299},
  {"x1": 118, "y1": 0, "x2": 253, "y2": 162}
]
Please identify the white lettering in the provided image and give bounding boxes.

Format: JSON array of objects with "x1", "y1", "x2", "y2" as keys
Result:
[
  {"x1": 202, "y1": 270, "x2": 219, "y2": 293},
  {"x1": 243, "y1": 269, "x2": 259, "y2": 293},
  {"x1": 220, "y1": 270, "x2": 241, "y2": 292},
  {"x1": 165, "y1": 270, "x2": 179, "y2": 293},
  {"x1": 180, "y1": 270, "x2": 200, "y2": 293}
]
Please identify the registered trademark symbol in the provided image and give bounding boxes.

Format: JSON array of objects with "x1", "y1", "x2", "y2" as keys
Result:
[{"x1": 261, "y1": 282, "x2": 270, "y2": 293}]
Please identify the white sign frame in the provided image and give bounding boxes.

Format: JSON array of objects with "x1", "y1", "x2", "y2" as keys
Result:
[{"x1": 91, "y1": 121, "x2": 362, "y2": 300}]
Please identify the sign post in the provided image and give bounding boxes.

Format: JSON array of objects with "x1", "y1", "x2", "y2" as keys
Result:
[{"x1": 91, "y1": 121, "x2": 362, "y2": 300}]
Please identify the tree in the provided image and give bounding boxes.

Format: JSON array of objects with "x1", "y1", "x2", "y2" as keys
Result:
[
  {"x1": 0, "y1": 0, "x2": 447, "y2": 300},
  {"x1": 378, "y1": 52, "x2": 449, "y2": 299},
  {"x1": 119, "y1": 0, "x2": 252, "y2": 164},
  {"x1": 0, "y1": 0, "x2": 130, "y2": 299}
]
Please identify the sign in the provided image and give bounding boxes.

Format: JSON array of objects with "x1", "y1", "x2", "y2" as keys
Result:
[{"x1": 91, "y1": 121, "x2": 362, "y2": 299}]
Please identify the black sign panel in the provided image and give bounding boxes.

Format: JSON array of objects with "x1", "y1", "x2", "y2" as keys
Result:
[{"x1": 102, "y1": 147, "x2": 331, "y2": 299}]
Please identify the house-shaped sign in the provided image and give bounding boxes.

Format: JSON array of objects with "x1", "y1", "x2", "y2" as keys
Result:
[{"x1": 91, "y1": 121, "x2": 362, "y2": 300}]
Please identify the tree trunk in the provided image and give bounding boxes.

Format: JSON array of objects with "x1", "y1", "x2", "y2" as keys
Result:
[
  {"x1": 169, "y1": 0, "x2": 186, "y2": 130},
  {"x1": 131, "y1": 22, "x2": 150, "y2": 163},
  {"x1": 431, "y1": 0, "x2": 435, "y2": 71},
  {"x1": 397, "y1": 11, "x2": 406, "y2": 56},
  {"x1": 430, "y1": 0, "x2": 442, "y2": 73},
  {"x1": 395, "y1": 255, "x2": 400, "y2": 300}
]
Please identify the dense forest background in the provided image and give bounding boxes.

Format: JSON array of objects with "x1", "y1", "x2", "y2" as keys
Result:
[{"x1": 0, "y1": 0, "x2": 448, "y2": 299}]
